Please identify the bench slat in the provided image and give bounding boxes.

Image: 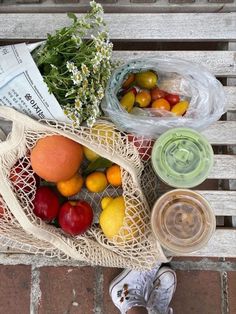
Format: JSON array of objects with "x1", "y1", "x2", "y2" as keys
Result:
[
  {"x1": 0, "y1": 13, "x2": 236, "y2": 41},
  {"x1": 196, "y1": 190, "x2": 236, "y2": 216},
  {"x1": 113, "y1": 51, "x2": 236, "y2": 77},
  {"x1": 189, "y1": 229, "x2": 236, "y2": 257},
  {"x1": 209, "y1": 155, "x2": 236, "y2": 179},
  {"x1": 202, "y1": 121, "x2": 236, "y2": 145}
]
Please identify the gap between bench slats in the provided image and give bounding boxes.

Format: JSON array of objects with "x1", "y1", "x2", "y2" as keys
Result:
[{"x1": 0, "y1": 13, "x2": 235, "y2": 41}]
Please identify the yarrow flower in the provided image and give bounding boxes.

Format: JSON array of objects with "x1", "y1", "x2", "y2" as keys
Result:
[{"x1": 33, "y1": 0, "x2": 113, "y2": 127}]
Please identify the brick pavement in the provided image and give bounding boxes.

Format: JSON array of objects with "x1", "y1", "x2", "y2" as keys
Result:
[{"x1": 0, "y1": 257, "x2": 235, "y2": 314}]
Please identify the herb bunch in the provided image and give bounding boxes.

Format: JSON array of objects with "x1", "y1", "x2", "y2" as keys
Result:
[{"x1": 33, "y1": 1, "x2": 113, "y2": 127}]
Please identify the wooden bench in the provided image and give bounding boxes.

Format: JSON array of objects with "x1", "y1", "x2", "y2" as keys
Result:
[{"x1": 0, "y1": 2, "x2": 235, "y2": 265}]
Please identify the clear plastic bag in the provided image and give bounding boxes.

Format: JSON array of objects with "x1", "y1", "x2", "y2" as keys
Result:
[{"x1": 102, "y1": 57, "x2": 226, "y2": 138}]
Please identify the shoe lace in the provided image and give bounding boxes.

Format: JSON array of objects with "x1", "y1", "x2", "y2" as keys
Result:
[
  {"x1": 150, "y1": 279, "x2": 175, "y2": 314},
  {"x1": 134, "y1": 270, "x2": 155, "y2": 301}
]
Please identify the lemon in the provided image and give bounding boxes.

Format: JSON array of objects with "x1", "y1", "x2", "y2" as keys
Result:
[
  {"x1": 85, "y1": 171, "x2": 108, "y2": 193},
  {"x1": 99, "y1": 196, "x2": 125, "y2": 238},
  {"x1": 91, "y1": 124, "x2": 116, "y2": 146},
  {"x1": 83, "y1": 146, "x2": 99, "y2": 161},
  {"x1": 101, "y1": 196, "x2": 113, "y2": 211},
  {"x1": 100, "y1": 196, "x2": 145, "y2": 242}
]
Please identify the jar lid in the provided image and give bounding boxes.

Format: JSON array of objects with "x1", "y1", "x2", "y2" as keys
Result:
[
  {"x1": 151, "y1": 189, "x2": 216, "y2": 254},
  {"x1": 151, "y1": 128, "x2": 214, "y2": 188}
]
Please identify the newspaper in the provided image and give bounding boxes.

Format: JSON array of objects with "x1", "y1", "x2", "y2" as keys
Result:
[{"x1": 0, "y1": 43, "x2": 70, "y2": 122}]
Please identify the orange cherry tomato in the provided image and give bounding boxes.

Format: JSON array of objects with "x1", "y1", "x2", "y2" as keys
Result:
[
  {"x1": 122, "y1": 73, "x2": 135, "y2": 89},
  {"x1": 135, "y1": 90, "x2": 151, "y2": 108},
  {"x1": 171, "y1": 100, "x2": 189, "y2": 116},
  {"x1": 151, "y1": 98, "x2": 170, "y2": 111}
]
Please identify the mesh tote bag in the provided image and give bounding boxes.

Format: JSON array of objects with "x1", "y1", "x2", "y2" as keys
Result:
[{"x1": 0, "y1": 106, "x2": 168, "y2": 269}]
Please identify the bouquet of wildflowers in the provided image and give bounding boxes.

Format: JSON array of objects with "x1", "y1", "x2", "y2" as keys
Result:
[{"x1": 33, "y1": 1, "x2": 113, "y2": 127}]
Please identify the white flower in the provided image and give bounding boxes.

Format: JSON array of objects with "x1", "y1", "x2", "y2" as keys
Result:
[
  {"x1": 97, "y1": 87, "x2": 104, "y2": 100},
  {"x1": 66, "y1": 61, "x2": 76, "y2": 73},
  {"x1": 71, "y1": 72, "x2": 82, "y2": 86},
  {"x1": 75, "y1": 97, "x2": 82, "y2": 109},
  {"x1": 81, "y1": 63, "x2": 90, "y2": 77},
  {"x1": 90, "y1": 1, "x2": 103, "y2": 14}
]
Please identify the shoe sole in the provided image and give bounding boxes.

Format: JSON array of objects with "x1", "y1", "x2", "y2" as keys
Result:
[{"x1": 109, "y1": 269, "x2": 132, "y2": 297}]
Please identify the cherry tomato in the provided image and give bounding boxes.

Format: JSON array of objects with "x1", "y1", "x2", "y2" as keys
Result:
[
  {"x1": 150, "y1": 87, "x2": 166, "y2": 101},
  {"x1": 33, "y1": 186, "x2": 60, "y2": 221},
  {"x1": 165, "y1": 93, "x2": 180, "y2": 106},
  {"x1": 59, "y1": 200, "x2": 93, "y2": 236},
  {"x1": 135, "y1": 71, "x2": 158, "y2": 89},
  {"x1": 120, "y1": 91, "x2": 135, "y2": 112},
  {"x1": 151, "y1": 98, "x2": 171, "y2": 111},
  {"x1": 171, "y1": 100, "x2": 189, "y2": 116},
  {"x1": 122, "y1": 73, "x2": 135, "y2": 89},
  {"x1": 135, "y1": 90, "x2": 151, "y2": 108}
]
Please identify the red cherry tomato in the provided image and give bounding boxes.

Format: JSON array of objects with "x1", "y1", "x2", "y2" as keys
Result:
[
  {"x1": 164, "y1": 94, "x2": 180, "y2": 106},
  {"x1": 33, "y1": 186, "x2": 60, "y2": 221},
  {"x1": 59, "y1": 200, "x2": 93, "y2": 236},
  {"x1": 150, "y1": 87, "x2": 166, "y2": 101}
]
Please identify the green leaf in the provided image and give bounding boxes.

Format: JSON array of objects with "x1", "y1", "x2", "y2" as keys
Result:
[
  {"x1": 83, "y1": 157, "x2": 113, "y2": 176},
  {"x1": 67, "y1": 12, "x2": 77, "y2": 23}
]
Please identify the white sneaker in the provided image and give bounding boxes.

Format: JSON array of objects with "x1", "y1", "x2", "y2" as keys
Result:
[
  {"x1": 147, "y1": 267, "x2": 177, "y2": 314},
  {"x1": 109, "y1": 265, "x2": 161, "y2": 314}
]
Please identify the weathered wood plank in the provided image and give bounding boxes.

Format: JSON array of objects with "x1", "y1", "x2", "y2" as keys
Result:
[
  {"x1": 189, "y1": 229, "x2": 236, "y2": 257},
  {"x1": 209, "y1": 155, "x2": 236, "y2": 179},
  {"x1": 113, "y1": 51, "x2": 236, "y2": 77},
  {"x1": 0, "y1": 0, "x2": 236, "y2": 14},
  {"x1": 196, "y1": 190, "x2": 236, "y2": 216},
  {"x1": 225, "y1": 86, "x2": 236, "y2": 111},
  {"x1": 202, "y1": 121, "x2": 236, "y2": 145},
  {"x1": 0, "y1": 229, "x2": 235, "y2": 260},
  {"x1": 0, "y1": 13, "x2": 235, "y2": 41}
]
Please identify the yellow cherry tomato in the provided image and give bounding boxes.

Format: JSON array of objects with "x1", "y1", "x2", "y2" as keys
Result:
[
  {"x1": 171, "y1": 100, "x2": 189, "y2": 116},
  {"x1": 135, "y1": 90, "x2": 151, "y2": 108},
  {"x1": 120, "y1": 91, "x2": 135, "y2": 112},
  {"x1": 135, "y1": 71, "x2": 158, "y2": 89}
]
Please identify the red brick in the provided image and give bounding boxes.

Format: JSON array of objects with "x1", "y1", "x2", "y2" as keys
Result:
[
  {"x1": 103, "y1": 267, "x2": 123, "y2": 314},
  {"x1": 228, "y1": 272, "x2": 236, "y2": 314},
  {"x1": 170, "y1": 270, "x2": 221, "y2": 314},
  {"x1": 0, "y1": 265, "x2": 31, "y2": 314},
  {"x1": 39, "y1": 266, "x2": 95, "y2": 314}
]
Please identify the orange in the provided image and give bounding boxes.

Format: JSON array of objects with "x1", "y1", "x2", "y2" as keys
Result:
[
  {"x1": 106, "y1": 164, "x2": 122, "y2": 187},
  {"x1": 85, "y1": 171, "x2": 108, "y2": 193},
  {"x1": 151, "y1": 98, "x2": 170, "y2": 111},
  {"x1": 57, "y1": 173, "x2": 84, "y2": 197},
  {"x1": 30, "y1": 135, "x2": 83, "y2": 182}
]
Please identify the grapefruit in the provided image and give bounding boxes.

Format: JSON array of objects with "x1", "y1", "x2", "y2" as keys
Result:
[{"x1": 30, "y1": 135, "x2": 83, "y2": 182}]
